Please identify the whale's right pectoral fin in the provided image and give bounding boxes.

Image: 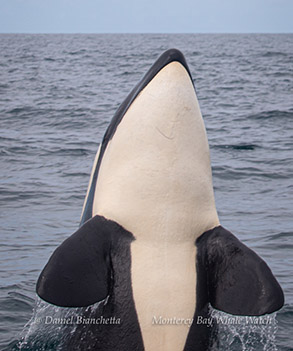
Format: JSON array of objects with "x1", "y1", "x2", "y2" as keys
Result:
[
  {"x1": 197, "y1": 226, "x2": 284, "y2": 316},
  {"x1": 36, "y1": 216, "x2": 114, "y2": 308}
]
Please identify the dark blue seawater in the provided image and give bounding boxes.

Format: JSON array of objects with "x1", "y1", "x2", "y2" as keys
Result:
[{"x1": 0, "y1": 34, "x2": 292, "y2": 350}]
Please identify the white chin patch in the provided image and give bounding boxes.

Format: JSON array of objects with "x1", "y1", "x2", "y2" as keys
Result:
[{"x1": 93, "y1": 61, "x2": 219, "y2": 242}]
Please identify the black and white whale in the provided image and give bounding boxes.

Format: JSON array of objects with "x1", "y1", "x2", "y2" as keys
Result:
[{"x1": 36, "y1": 49, "x2": 284, "y2": 350}]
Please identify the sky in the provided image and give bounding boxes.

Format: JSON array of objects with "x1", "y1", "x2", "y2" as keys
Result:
[{"x1": 0, "y1": 0, "x2": 292, "y2": 33}]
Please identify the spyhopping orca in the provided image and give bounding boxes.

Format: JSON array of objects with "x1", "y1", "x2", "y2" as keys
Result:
[{"x1": 36, "y1": 49, "x2": 284, "y2": 351}]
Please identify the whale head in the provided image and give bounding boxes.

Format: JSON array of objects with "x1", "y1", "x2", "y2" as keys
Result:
[{"x1": 81, "y1": 49, "x2": 219, "y2": 243}]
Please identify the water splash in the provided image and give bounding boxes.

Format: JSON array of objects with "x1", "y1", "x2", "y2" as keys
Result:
[
  {"x1": 15, "y1": 297, "x2": 278, "y2": 350},
  {"x1": 16, "y1": 296, "x2": 108, "y2": 351},
  {"x1": 210, "y1": 307, "x2": 278, "y2": 351}
]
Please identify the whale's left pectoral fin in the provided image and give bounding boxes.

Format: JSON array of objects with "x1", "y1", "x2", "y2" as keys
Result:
[
  {"x1": 36, "y1": 216, "x2": 114, "y2": 308},
  {"x1": 197, "y1": 226, "x2": 284, "y2": 316}
]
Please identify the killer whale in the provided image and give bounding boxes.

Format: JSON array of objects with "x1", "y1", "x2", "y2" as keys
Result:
[{"x1": 36, "y1": 49, "x2": 284, "y2": 351}]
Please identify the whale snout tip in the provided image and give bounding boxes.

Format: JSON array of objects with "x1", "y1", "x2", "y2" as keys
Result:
[
  {"x1": 154, "y1": 48, "x2": 192, "y2": 81},
  {"x1": 161, "y1": 48, "x2": 185, "y2": 60}
]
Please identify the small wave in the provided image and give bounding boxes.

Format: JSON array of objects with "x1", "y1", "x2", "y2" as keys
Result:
[
  {"x1": 212, "y1": 166, "x2": 290, "y2": 180},
  {"x1": 248, "y1": 109, "x2": 293, "y2": 120},
  {"x1": 5, "y1": 107, "x2": 96, "y2": 128},
  {"x1": 0, "y1": 136, "x2": 16, "y2": 142},
  {"x1": 7, "y1": 107, "x2": 33, "y2": 115},
  {"x1": 61, "y1": 172, "x2": 89, "y2": 178},
  {"x1": 0, "y1": 294, "x2": 33, "y2": 313},
  {"x1": 0, "y1": 189, "x2": 54, "y2": 202},
  {"x1": 261, "y1": 51, "x2": 289, "y2": 58},
  {"x1": 0, "y1": 145, "x2": 39, "y2": 156},
  {"x1": 265, "y1": 232, "x2": 293, "y2": 250},
  {"x1": 214, "y1": 143, "x2": 259, "y2": 151},
  {"x1": 0, "y1": 284, "x2": 21, "y2": 292},
  {"x1": 8, "y1": 292, "x2": 35, "y2": 305},
  {"x1": 276, "y1": 304, "x2": 293, "y2": 351},
  {"x1": 120, "y1": 71, "x2": 137, "y2": 76},
  {"x1": 277, "y1": 304, "x2": 293, "y2": 321},
  {"x1": 8, "y1": 68, "x2": 18, "y2": 73},
  {"x1": 220, "y1": 87, "x2": 244, "y2": 91},
  {"x1": 67, "y1": 49, "x2": 87, "y2": 56},
  {"x1": 19, "y1": 55, "x2": 36, "y2": 60},
  {"x1": 44, "y1": 119, "x2": 89, "y2": 130},
  {"x1": 266, "y1": 231, "x2": 293, "y2": 241},
  {"x1": 45, "y1": 148, "x2": 90, "y2": 156},
  {"x1": 271, "y1": 71, "x2": 293, "y2": 78}
]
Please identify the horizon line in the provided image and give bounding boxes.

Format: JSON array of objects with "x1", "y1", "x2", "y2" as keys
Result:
[{"x1": 0, "y1": 31, "x2": 292, "y2": 35}]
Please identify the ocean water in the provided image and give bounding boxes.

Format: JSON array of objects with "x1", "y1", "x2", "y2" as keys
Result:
[{"x1": 0, "y1": 34, "x2": 292, "y2": 350}]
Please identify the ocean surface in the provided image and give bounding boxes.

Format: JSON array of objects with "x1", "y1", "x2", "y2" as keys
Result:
[{"x1": 0, "y1": 34, "x2": 292, "y2": 350}]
